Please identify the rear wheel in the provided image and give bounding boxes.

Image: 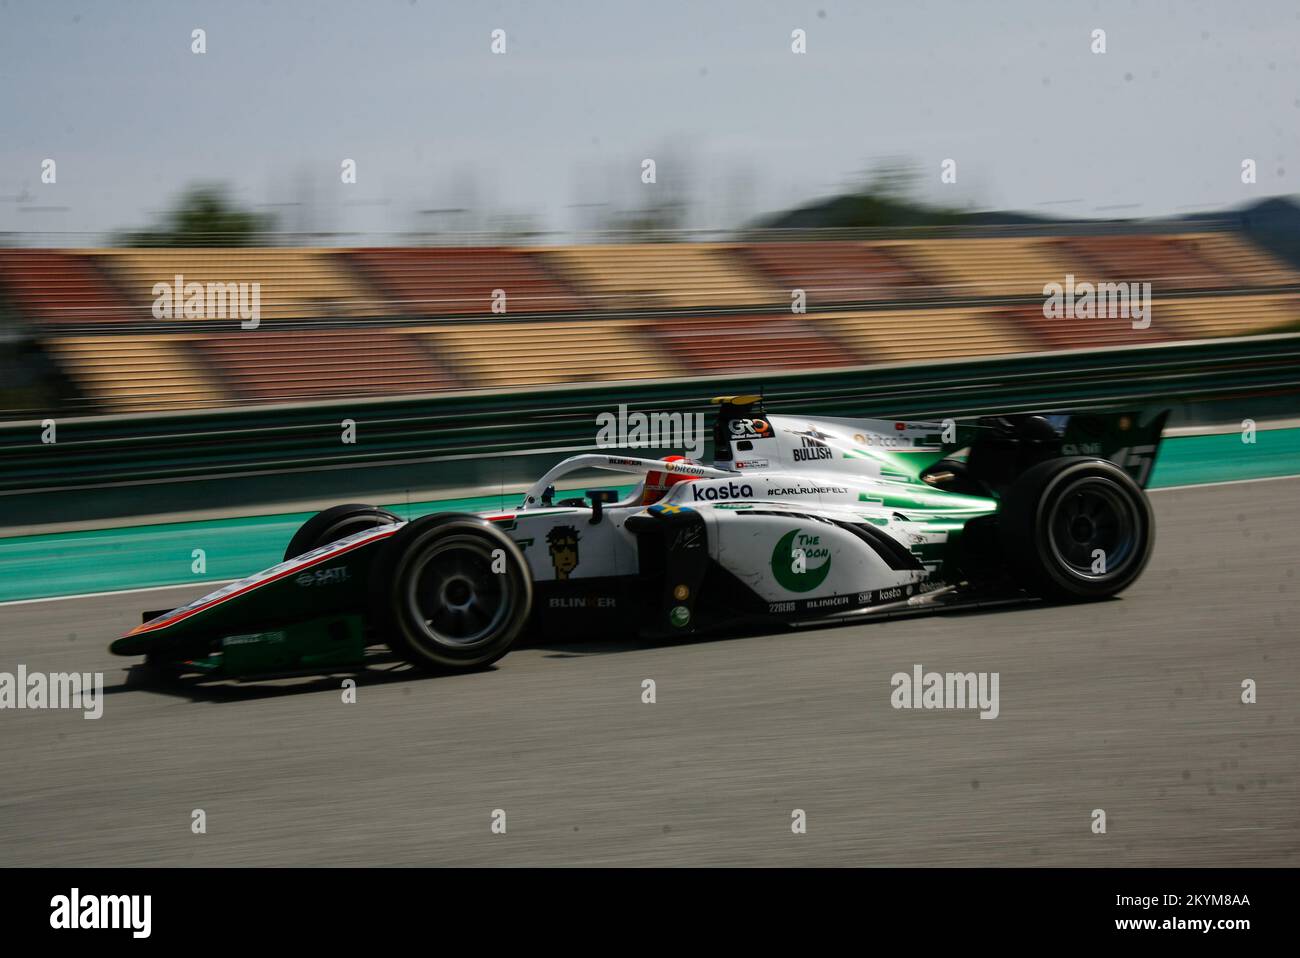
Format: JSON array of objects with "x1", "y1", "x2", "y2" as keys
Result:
[
  {"x1": 284, "y1": 504, "x2": 400, "y2": 562},
  {"x1": 369, "y1": 514, "x2": 532, "y2": 671},
  {"x1": 999, "y1": 458, "x2": 1154, "y2": 601}
]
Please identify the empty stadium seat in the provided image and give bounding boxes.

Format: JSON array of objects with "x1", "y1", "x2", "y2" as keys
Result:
[
  {"x1": 542, "y1": 244, "x2": 780, "y2": 310},
  {"x1": 1057, "y1": 235, "x2": 1227, "y2": 291},
  {"x1": 1174, "y1": 234, "x2": 1299, "y2": 288},
  {"x1": 885, "y1": 238, "x2": 1090, "y2": 298},
  {"x1": 346, "y1": 247, "x2": 583, "y2": 316},
  {"x1": 0, "y1": 250, "x2": 132, "y2": 325},
  {"x1": 94, "y1": 249, "x2": 386, "y2": 322},
  {"x1": 818, "y1": 308, "x2": 1040, "y2": 363},
  {"x1": 1003, "y1": 302, "x2": 1175, "y2": 350},
  {"x1": 1151, "y1": 294, "x2": 1300, "y2": 339},
  {"x1": 414, "y1": 320, "x2": 680, "y2": 387},
  {"x1": 44, "y1": 335, "x2": 227, "y2": 412},
  {"x1": 196, "y1": 329, "x2": 454, "y2": 402},
  {"x1": 739, "y1": 242, "x2": 930, "y2": 304},
  {"x1": 645, "y1": 316, "x2": 853, "y2": 374}
]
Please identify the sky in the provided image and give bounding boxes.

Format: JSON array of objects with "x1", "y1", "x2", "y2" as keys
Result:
[{"x1": 1, "y1": 0, "x2": 1298, "y2": 242}]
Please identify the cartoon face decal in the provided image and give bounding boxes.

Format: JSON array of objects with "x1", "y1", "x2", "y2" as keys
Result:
[{"x1": 547, "y1": 524, "x2": 581, "y2": 580}]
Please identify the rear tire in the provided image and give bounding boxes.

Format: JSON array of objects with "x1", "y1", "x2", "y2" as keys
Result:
[
  {"x1": 369, "y1": 514, "x2": 532, "y2": 672},
  {"x1": 284, "y1": 504, "x2": 400, "y2": 562},
  {"x1": 999, "y1": 457, "x2": 1154, "y2": 601}
]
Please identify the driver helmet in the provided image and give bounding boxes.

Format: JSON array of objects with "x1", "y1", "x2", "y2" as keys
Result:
[{"x1": 640, "y1": 455, "x2": 703, "y2": 504}]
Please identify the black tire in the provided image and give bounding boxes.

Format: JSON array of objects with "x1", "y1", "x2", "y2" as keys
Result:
[
  {"x1": 368, "y1": 514, "x2": 532, "y2": 672},
  {"x1": 999, "y1": 457, "x2": 1154, "y2": 601},
  {"x1": 284, "y1": 504, "x2": 400, "y2": 562}
]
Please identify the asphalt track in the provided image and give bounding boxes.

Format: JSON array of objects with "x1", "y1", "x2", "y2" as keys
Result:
[{"x1": 0, "y1": 478, "x2": 1297, "y2": 866}]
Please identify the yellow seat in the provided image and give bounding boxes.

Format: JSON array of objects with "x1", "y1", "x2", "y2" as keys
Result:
[
  {"x1": 818, "y1": 308, "x2": 1040, "y2": 362},
  {"x1": 1176, "y1": 234, "x2": 1299, "y2": 288},
  {"x1": 1151, "y1": 294, "x2": 1300, "y2": 339},
  {"x1": 881, "y1": 238, "x2": 1086, "y2": 298},
  {"x1": 92, "y1": 248, "x2": 385, "y2": 321},
  {"x1": 541, "y1": 244, "x2": 779, "y2": 309},
  {"x1": 414, "y1": 321, "x2": 681, "y2": 387},
  {"x1": 45, "y1": 336, "x2": 226, "y2": 412}
]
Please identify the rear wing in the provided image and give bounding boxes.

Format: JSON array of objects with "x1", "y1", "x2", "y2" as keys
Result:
[{"x1": 1057, "y1": 409, "x2": 1170, "y2": 488}]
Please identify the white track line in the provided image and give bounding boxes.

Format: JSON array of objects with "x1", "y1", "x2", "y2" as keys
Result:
[
  {"x1": 0, "y1": 579, "x2": 236, "y2": 608},
  {"x1": 1148, "y1": 473, "x2": 1300, "y2": 493}
]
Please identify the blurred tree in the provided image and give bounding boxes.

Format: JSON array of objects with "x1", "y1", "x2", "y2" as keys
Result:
[
  {"x1": 113, "y1": 184, "x2": 274, "y2": 247},
  {"x1": 753, "y1": 159, "x2": 971, "y2": 234}
]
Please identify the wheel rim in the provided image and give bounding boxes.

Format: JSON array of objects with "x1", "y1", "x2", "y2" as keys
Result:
[
  {"x1": 1046, "y1": 477, "x2": 1139, "y2": 579},
  {"x1": 404, "y1": 535, "x2": 513, "y2": 648}
]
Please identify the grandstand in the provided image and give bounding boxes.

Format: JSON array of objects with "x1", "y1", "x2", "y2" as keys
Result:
[
  {"x1": 196, "y1": 329, "x2": 457, "y2": 402},
  {"x1": 0, "y1": 250, "x2": 130, "y2": 325},
  {"x1": 737, "y1": 241, "x2": 927, "y2": 304},
  {"x1": 883, "y1": 237, "x2": 1088, "y2": 299},
  {"x1": 1, "y1": 230, "x2": 1296, "y2": 416},
  {"x1": 646, "y1": 315, "x2": 853, "y2": 374},
  {"x1": 347, "y1": 247, "x2": 583, "y2": 316},
  {"x1": 415, "y1": 320, "x2": 678, "y2": 387},
  {"x1": 541, "y1": 243, "x2": 780, "y2": 310},
  {"x1": 93, "y1": 248, "x2": 385, "y2": 322},
  {"x1": 43, "y1": 335, "x2": 224, "y2": 413}
]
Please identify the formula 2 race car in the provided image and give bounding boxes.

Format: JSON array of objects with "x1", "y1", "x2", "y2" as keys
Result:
[{"x1": 111, "y1": 396, "x2": 1167, "y2": 681}]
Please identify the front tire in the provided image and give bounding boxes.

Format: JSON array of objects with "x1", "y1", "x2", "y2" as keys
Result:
[
  {"x1": 369, "y1": 514, "x2": 532, "y2": 672},
  {"x1": 999, "y1": 458, "x2": 1154, "y2": 601},
  {"x1": 284, "y1": 503, "x2": 400, "y2": 562}
]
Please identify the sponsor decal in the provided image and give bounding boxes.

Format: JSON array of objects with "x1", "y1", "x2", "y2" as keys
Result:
[
  {"x1": 791, "y1": 426, "x2": 834, "y2": 462},
  {"x1": 793, "y1": 440, "x2": 833, "y2": 462},
  {"x1": 768, "y1": 484, "x2": 848, "y2": 497},
  {"x1": 223, "y1": 631, "x2": 286, "y2": 647},
  {"x1": 734, "y1": 458, "x2": 769, "y2": 469},
  {"x1": 727, "y1": 417, "x2": 773, "y2": 440},
  {"x1": 670, "y1": 605, "x2": 691, "y2": 628},
  {"x1": 847, "y1": 433, "x2": 912, "y2": 449},
  {"x1": 770, "y1": 528, "x2": 833, "y2": 592},
  {"x1": 547, "y1": 595, "x2": 617, "y2": 609},
  {"x1": 546, "y1": 525, "x2": 581, "y2": 580},
  {"x1": 690, "y1": 480, "x2": 754, "y2": 502},
  {"x1": 765, "y1": 583, "x2": 920, "y2": 616},
  {"x1": 295, "y1": 566, "x2": 350, "y2": 587},
  {"x1": 874, "y1": 585, "x2": 912, "y2": 602},
  {"x1": 791, "y1": 424, "x2": 834, "y2": 441}
]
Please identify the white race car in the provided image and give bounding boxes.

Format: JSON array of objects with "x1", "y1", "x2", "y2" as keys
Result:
[{"x1": 112, "y1": 396, "x2": 1166, "y2": 679}]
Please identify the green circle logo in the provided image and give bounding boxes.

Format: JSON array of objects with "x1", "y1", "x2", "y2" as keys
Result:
[
  {"x1": 770, "y1": 528, "x2": 833, "y2": 592},
  {"x1": 670, "y1": 605, "x2": 691, "y2": 628}
]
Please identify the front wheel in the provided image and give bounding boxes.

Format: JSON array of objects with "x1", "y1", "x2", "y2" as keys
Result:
[
  {"x1": 369, "y1": 514, "x2": 533, "y2": 672},
  {"x1": 999, "y1": 458, "x2": 1154, "y2": 601},
  {"x1": 284, "y1": 503, "x2": 400, "y2": 562}
]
